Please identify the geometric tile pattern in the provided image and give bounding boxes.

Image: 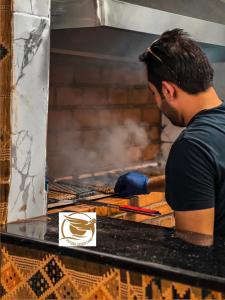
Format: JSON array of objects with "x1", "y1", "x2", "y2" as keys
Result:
[
  {"x1": 1, "y1": 244, "x2": 224, "y2": 300},
  {"x1": 1, "y1": 264, "x2": 22, "y2": 292},
  {"x1": 28, "y1": 270, "x2": 50, "y2": 298},
  {"x1": 56, "y1": 279, "x2": 81, "y2": 299},
  {"x1": 0, "y1": 0, "x2": 12, "y2": 226},
  {"x1": 0, "y1": 43, "x2": 8, "y2": 61},
  {"x1": 0, "y1": 282, "x2": 7, "y2": 298},
  {"x1": 43, "y1": 258, "x2": 64, "y2": 286}
]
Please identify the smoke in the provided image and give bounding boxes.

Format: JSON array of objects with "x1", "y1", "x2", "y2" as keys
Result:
[
  {"x1": 98, "y1": 119, "x2": 148, "y2": 168},
  {"x1": 48, "y1": 56, "x2": 154, "y2": 179},
  {"x1": 53, "y1": 119, "x2": 149, "y2": 177}
]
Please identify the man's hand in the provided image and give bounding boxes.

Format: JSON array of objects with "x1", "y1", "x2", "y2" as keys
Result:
[{"x1": 114, "y1": 171, "x2": 149, "y2": 197}]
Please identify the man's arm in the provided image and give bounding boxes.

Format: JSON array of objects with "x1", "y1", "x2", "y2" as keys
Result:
[
  {"x1": 114, "y1": 172, "x2": 165, "y2": 196},
  {"x1": 147, "y1": 175, "x2": 165, "y2": 192},
  {"x1": 175, "y1": 208, "x2": 214, "y2": 234},
  {"x1": 174, "y1": 209, "x2": 214, "y2": 246},
  {"x1": 148, "y1": 174, "x2": 215, "y2": 244},
  {"x1": 166, "y1": 138, "x2": 216, "y2": 243},
  {"x1": 147, "y1": 173, "x2": 214, "y2": 236}
]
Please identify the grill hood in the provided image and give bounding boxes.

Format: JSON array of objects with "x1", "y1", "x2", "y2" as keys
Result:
[{"x1": 51, "y1": 0, "x2": 225, "y2": 62}]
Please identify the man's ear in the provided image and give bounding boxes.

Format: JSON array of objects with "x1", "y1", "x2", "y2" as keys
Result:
[{"x1": 162, "y1": 81, "x2": 176, "y2": 102}]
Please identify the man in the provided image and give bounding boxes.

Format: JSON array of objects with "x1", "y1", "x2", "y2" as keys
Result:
[{"x1": 115, "y1": 29, "x2": 225, "y2": 241}]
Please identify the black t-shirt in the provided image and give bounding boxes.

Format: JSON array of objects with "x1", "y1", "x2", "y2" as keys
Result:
[{"x1": 165, "y1": 101, "x2": 225, "y2": 236}]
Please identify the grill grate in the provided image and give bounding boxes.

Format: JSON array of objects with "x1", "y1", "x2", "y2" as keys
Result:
[{"x1": 48, "y1": 181, "x2": 95, "y2": 202}]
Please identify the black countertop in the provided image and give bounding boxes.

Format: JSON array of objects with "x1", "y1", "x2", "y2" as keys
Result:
[{"x1": 1, "y1": 213, "x2": 225, "y2": 292}]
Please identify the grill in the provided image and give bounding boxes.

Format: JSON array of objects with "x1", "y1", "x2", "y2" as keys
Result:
[
  {"x1": 47, "y1": 18, "x2": 172, "y2": 226},
  {"x1": 48, "y1": 181, "x2": 95, "y2": 198},
  {"x1": 48, "y1": 161, "x2": 160, "y2": 203},
  {"x1": 46, "y1": 162, "x2": 174, "y2": 228}
]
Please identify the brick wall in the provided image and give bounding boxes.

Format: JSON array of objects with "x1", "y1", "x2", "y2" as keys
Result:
[{"x1": 47, "y1": 54, "x2": 161, "y2": 177}]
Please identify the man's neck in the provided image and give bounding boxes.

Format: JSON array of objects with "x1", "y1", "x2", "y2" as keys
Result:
[{"x1": 182, "y1": 87, "x2": 222, "y2": 125}]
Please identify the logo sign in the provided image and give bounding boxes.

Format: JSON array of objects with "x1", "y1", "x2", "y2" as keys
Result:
[{"x1": 59, "y1": 212, "x2": 96, "y2": 246}]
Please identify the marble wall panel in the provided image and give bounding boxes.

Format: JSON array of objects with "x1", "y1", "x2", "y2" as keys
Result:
[
  {"x1": 13, "y1": 0, "x2": 50, "y2": 18},
  {"x1": 7, "y1": 13, "x2": 50, "y2": 222}
]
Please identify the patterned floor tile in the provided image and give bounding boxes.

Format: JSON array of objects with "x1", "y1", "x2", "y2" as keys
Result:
[
  {"x1": 57, "y1": 278, "x2": 81, "y2": 299},
  {"x1": 43, "y1": 257, "x2": 64, "y2": 286},
  {"x1": 1, "y1": 264, "x2": 22, "y2": 291},
  {"x1": 0, "y1": 283, "x2": 7, "y2": 298},
  {"x1": 28, "y1": 270, "x2": 50, "y2": 298}
]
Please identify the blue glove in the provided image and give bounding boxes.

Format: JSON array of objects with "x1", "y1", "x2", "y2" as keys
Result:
[{"x1": 114, "y1": 171, "x2": 149, "y2": 197}]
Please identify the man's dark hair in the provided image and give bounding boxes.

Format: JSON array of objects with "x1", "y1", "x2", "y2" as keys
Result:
[{"x1": 139, "y1": 28, "x2": 214, "y2": 94}]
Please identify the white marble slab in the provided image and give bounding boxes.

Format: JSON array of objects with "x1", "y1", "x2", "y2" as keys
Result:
[
  {"x1": 161, "y1": 115, "x2": 183, "y2": 143},
  {"x1": 7, "y1": 219, "x2": 47, "y2": 240},
  {"x1": 13, "y1": 0, "x2": 50, "y2": 18},
  {"x1": 7, "y1": 13, "x2": 50, "y2": 222}
]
